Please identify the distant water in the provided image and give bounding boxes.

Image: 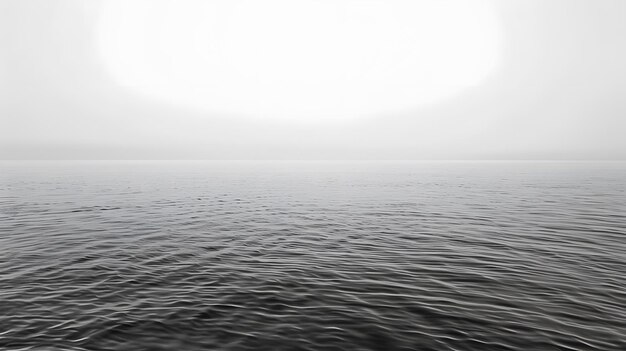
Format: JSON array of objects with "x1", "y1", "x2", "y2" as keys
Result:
[{"x1": 1, "y1": 161, "x2": 625, "y2": 351}]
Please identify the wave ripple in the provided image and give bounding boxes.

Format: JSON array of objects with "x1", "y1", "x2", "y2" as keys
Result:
[{"x1": 1, "y1": 161, "x2": 625, "y2": 351}]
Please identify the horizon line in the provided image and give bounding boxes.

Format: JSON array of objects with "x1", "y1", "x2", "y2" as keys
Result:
[{"x1": 2, "y1": 159, "x2": 626, "y2": 163}]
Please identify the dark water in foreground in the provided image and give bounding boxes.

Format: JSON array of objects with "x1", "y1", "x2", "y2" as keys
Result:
[{"x1": 1, "y1": 161, "x2": 625, "y2": 351}]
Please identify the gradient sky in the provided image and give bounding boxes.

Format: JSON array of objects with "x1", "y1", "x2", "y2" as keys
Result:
[{"x1": 1, "y1": 0, "x2": 625, "y2": 160}]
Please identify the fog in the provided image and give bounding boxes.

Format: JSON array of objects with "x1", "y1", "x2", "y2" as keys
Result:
[{"x1": 1, "y1": 0, "x2": 625, "y2": 160}]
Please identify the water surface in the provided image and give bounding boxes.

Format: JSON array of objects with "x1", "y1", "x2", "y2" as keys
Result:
[{"x1": 1, "y1": 161, "x2": 625, "y2": 350}]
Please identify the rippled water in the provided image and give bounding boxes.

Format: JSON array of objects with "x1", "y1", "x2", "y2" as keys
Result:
[{"x1": 1, "y1": 161, "x2": 625, "y2": 351}]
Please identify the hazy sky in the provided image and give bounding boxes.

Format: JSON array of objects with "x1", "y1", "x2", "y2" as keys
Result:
[{"x1": 1, "y1": 0, "x2": 625, "y2": 160}]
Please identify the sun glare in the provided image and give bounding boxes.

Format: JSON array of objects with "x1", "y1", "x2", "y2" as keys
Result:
[{"x1": 97, "y1": 0, "x2": 501, "y2": 122}]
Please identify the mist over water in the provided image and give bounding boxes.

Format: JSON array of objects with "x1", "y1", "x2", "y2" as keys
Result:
[{"x1": 1, "y1": 161, "x2": 625, "y2": 351}]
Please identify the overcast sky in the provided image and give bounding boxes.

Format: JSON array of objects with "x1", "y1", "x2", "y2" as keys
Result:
[{"x1": 1, "y1": 0, "x2": 625, "y2": 160}]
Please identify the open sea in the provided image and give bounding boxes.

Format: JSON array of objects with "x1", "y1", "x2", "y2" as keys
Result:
[{"x1": 1, "y1": 161, "x2": 625, "y2": 351}]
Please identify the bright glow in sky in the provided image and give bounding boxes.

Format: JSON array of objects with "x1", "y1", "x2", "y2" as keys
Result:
[{"x1": 97, "y1": 0, "x2": 501, "y2": 122}]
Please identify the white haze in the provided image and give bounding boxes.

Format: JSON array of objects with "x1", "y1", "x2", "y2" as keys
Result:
[{"x1": 1, "y1": 0, "x2": 625, "y2": 160}]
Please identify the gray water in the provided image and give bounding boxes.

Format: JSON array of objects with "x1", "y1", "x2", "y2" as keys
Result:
[{"x1": 1, "y1": 161, "x2": 625, "y2": 351}]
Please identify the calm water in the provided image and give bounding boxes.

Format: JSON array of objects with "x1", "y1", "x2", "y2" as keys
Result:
[{"x1": 1, "y1": 161, "x2": 625, "y2": 351}]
